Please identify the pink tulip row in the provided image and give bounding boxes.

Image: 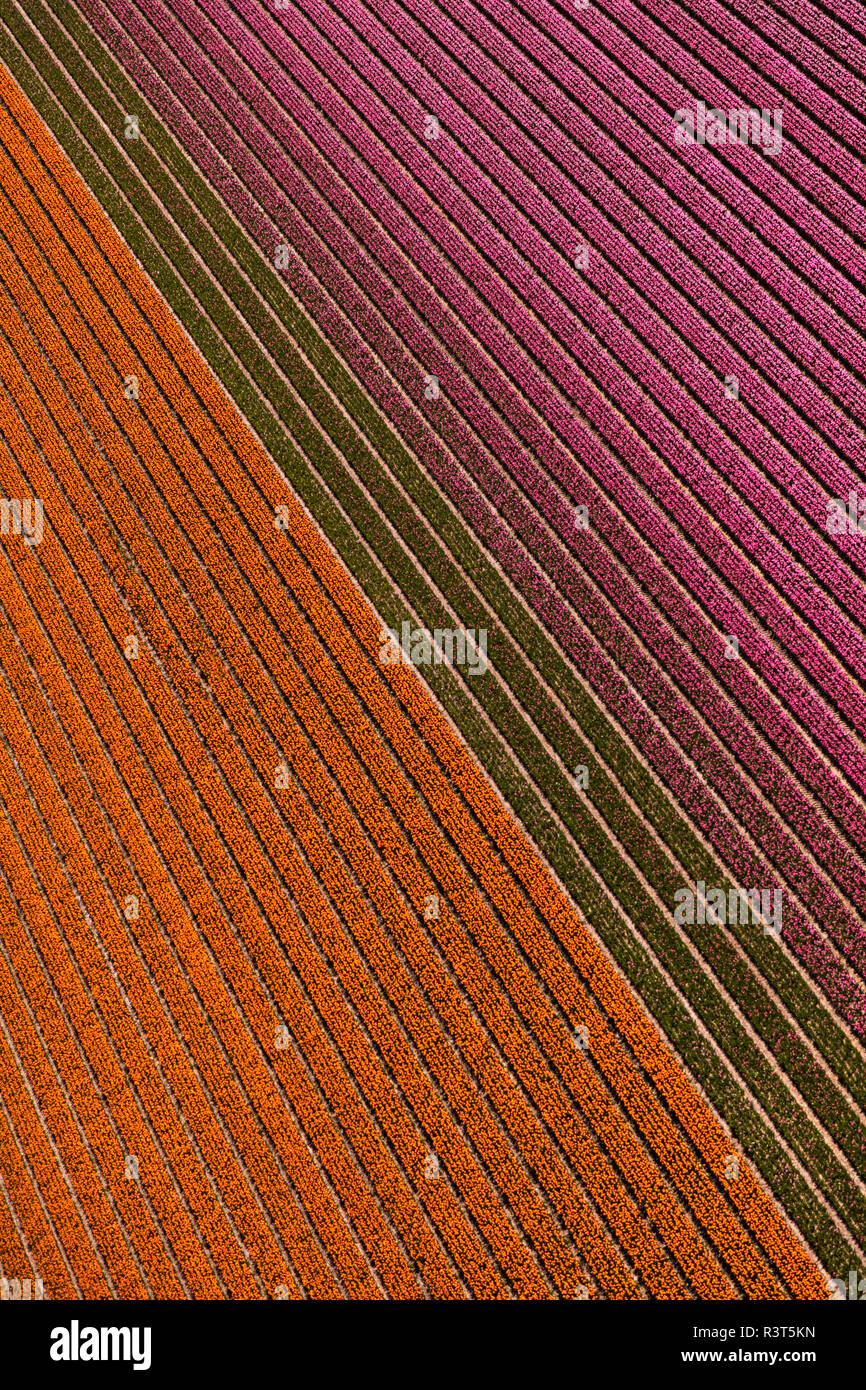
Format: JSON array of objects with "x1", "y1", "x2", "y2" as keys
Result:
[
  {"x1": 76, "y1": 0, "x2": 866, "y2": 1022},
  {"x1": 599, "y1": 0, "x2": 866, "y2": 178},
  {"x1": 114, "y1": 0, "x2": 866, "y2": 765}
]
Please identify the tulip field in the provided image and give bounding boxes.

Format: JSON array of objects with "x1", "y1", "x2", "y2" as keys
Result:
[{"x1": 0, "y1": 0, "x2": 863, "y2": 1299}]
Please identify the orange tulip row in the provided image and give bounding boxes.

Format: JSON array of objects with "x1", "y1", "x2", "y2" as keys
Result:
[
  {"x1": 0, "y1": 553, "x2": 302, "y2": 1299},
  {"x1": 0, "y1": 128, "x2": 626, "y2": 1295},
  {"x1": 0, "y1": 249, "x2": 551, "y2": 1300},
  {"x1": 0, "y1": 205, "x2": 514, "y2": 1289},
  {"x1": 3, "y1": 112, "x2": 745, "y2": 1294},
  {"x1": 0, "y1": 323, "x2": 373, "y2": 1299},
  {"x1": 6, "y1": 212, "x2": 670, "y2": 1294},
  {"x1": 0, "y1": 1031, "x2": 95, "y2": 1299},
  {"x1": 0, "y1": 1163, "x2": 35, "y2": 1289},
  {"x1": 0, "y1": 1159, "x2": 50, "y2": 1302},
  {"x1": 0, "y1": 753, "x2": 164, "y2": 1298},
  {"x1": 0, "y1": 78, "x2": 822, "y2": 1296}
]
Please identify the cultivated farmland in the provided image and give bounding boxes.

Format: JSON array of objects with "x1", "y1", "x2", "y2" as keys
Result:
[{"x1": 0, "y1": 0, "x2": 862, "y2": 1299}]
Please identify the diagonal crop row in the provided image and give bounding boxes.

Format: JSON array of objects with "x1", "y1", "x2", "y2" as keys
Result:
[
  {"x1": 0, "y1": 309, "x2": 403, "y2": 1295},
  {"x1": 0, "y1": 563, "x2": 317, "y2": 1300},
  {"x1": 0, "y1": 173, "x2": 670, "y2": 1301},
  {"x1": 0, "y1": 1018, "x2": 105, "y2": 1298},
  {"x1": 0, "y1": 335, "x2": 474, "y2": 1300},
  {"x1": 0, "y1": 1160, "x2": 44, "y2": 1291},
  {"x1": 32, "y1": 0, "x2": 866, "y2": 1023},
  {"x1": 3, "y1": 19, "x2": 861, "y2": 1278},
  {"x1": 0, "y1": 157, "x2": 631, "y2": 1295},
  {"x1": 0, "y1": 92, "x2": 834, "y2": 1295}
]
